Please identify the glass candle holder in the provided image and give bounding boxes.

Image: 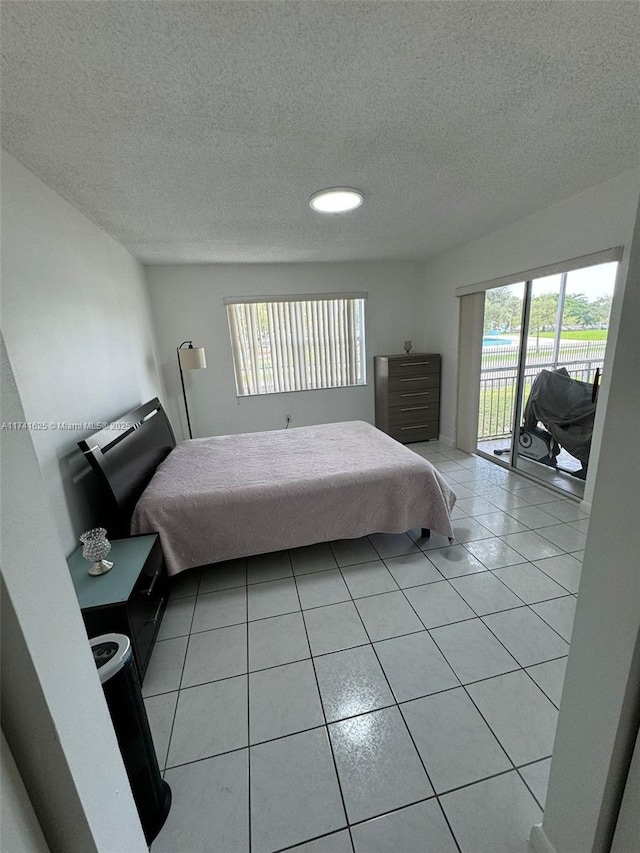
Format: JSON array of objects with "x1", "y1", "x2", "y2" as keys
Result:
[{"x1": 80, "y1": 528, "x2": 114, "y2": 576}]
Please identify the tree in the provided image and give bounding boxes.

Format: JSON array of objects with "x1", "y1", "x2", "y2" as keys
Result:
[
  {"x1": 484, "y1": 289, "x2": 522, "y2": 334},
  {"x1": 529, "y1": 293, "x2": 558, "y2": 345},
  {"x1": 564, "y1": 293, "x2": 597, "y2": 328},
  {"x1": 591, "y1": 295, "x2": 612, "y2": 328}
]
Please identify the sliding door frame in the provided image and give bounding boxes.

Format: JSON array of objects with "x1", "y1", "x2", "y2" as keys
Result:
[
  {"x1": 509, "y1": 280, "x2": 533, "y2": 470},
  {"x1": 455, "y1": 292, "x2": 484, "y2": 453},
  {"x1": 455, "y1": 246, "x2": 623, "y2": 490}
]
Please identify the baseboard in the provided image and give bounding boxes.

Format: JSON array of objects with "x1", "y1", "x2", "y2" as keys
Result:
[
  {"x1": 528, "y1": 824, "x2": 556, "y2": 853},
  {"x1": 579, "y1": 499, "x2": 591, "y2": 514},
  {"x1": 438, "y1": 433, "x2": 456, "y2": 448}
]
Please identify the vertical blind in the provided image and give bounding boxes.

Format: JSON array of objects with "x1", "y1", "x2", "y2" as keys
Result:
[{"x1": 225, "y1": 293, "x2": 366, "y2": 396}]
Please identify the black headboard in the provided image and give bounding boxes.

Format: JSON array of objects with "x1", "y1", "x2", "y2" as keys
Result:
[{"x1": 78, "y1": 398, "x2": 176, "y2": 538}]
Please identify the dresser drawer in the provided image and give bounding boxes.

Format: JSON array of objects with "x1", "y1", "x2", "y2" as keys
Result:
[
  {"x1": 388, "y1": 373, "x2": 440, "y2": 393},
  {"x1": 389, "y1": 403, "x2": 440, "y2": 427},
  {"x1": 389, "y1": 422, "x2": 439, "y2": 442},
  {"x1": 129, "y1": 541, "x2": 168, "y2": 675},
  {"x1": 389, "y1": 354, "x2": 440, "y2": 376},
  {"x1": 132, "y1": 593, "x2": 167, "y2": 678},
  {"x1": 388, "y1": 356, "x2": 440, "y2": 377},
  {"x1": 388, "y1": 387, "x2": 440, "y2": 407},
  {"x1": 129, "y1": 564, "x2": 167, "y2": 646}
]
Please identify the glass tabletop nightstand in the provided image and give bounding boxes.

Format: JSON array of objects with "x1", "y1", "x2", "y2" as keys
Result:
[{"x1": 68, "y1": 533, "x2": 168, "y2": 681}]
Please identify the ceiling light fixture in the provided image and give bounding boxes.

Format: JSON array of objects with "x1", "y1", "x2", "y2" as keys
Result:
[{"x1": 309, "y1": 187, "x2": 364, "y2": 214}]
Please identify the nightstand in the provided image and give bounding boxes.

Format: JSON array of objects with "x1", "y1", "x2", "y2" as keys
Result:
[{"x1": 68, "y1": 534, "x2": 168, "y2": 682}]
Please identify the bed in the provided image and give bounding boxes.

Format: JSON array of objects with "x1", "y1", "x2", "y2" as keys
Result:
[{"x1": 79, "y1": 398, "x2": 456, "y2": 576}]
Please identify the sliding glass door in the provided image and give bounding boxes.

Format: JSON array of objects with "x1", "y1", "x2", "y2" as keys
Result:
[
  {"x1": 476, "y1": 282, "x2": 525, "y2": 459},
  {"x1": 476, "y1": 261, "x2": 617, "y2": 497}
]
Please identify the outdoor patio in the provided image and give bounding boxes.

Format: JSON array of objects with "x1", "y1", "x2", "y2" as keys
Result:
[{"x1": 476, "y1": 339, "x2": 602, "y2": 499}]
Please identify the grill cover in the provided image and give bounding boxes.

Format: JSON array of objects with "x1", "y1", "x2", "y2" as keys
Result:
[{"x1": 522, "y1": 368, "x2": 596, "y2": 467}]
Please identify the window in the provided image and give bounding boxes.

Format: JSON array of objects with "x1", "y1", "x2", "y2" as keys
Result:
[{"x1": 225, "y1": 292, "x2": 366, "y2": 396}]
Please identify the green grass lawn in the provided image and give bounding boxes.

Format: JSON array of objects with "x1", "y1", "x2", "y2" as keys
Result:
[
  {"x1": 536, "y1": 330, "x2": 608, "y2": 341},
  {"x1": 478, "y1": 367, "x2": 602, "y2": 439},
  {"x1": 478, "y1": 384, "x2": 520, "y2": 438}
]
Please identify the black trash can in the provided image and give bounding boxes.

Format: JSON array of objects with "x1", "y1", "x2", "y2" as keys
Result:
[{"x1": 91, "y1": 633, "x2": 171, "y2": 844}]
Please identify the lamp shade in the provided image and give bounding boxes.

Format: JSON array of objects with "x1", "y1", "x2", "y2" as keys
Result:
[{"x1": 179, "y1": 346, "x2": 207, "y2": 370}]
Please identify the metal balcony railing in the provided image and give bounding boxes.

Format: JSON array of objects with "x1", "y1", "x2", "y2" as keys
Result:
[{"x1": 478, "y1": 341, "x2": 606, "y2": 440}]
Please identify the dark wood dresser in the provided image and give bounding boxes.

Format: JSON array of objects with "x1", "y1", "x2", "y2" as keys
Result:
[{"x1": 374, "y1": 352, "x2": 441, "y2": 443}]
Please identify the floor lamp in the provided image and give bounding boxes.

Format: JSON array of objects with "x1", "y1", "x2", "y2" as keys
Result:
[{"x1": 177, "y1": 341, "x2": 207, "y2": 439}]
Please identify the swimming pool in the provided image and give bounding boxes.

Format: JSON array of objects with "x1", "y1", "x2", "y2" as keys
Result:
[{"x1": 482, "y1": 336, "x2": 511, "y2": 347}]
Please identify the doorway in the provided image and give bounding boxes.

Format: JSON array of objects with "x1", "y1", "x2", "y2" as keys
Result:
[{"x1": 475, "y1": 261, "x2": 617, "y2": 498}]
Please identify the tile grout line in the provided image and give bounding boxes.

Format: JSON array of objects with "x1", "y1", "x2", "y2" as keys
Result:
[
  {"x1": 155, "y1": 552, "x2": 572, "y2": 697},
  {"x1": 365, "y1": 543, "x2": 529, "y2": 807},
  {"x1": 532, "y1": 562, "x2": 580, "y2": 596},
  {"x1": 425, "y1": 506, "x2": 580, "y2": 595},
  {"x1": 242, "y1": 557, "x2": 252, "y2": 853},
  {"x1": 515, "y1": 762, "x2": 549, "y2": 812},
  {"x1": 151, "y1": 650, "x2": 571, "y2": 756},
  {"x1": 272, "y1": 827, "x2": 354, "y2": 853},
  {"x1": 160, "y1": 716, "x2": 556, "y2": 781},
  {"x1": 518, "y1": 662, "x2": 566, "y2": 712},
  {"x1": 450, "y1": 566, "x2": 572, "y2": 661},
  {"x1": 151, "y1": 587, "x2": 571, "y2": 698},
  {"x1": 335, "y1": 540, "x2": 454, "y2": 843},
  {"x1": 340, "y1": 538, "x2": 463, "y2": 853},
  {"x1": 457, "y1": 566, "x2": 575, "y2": 646},
  {"x1": 293, "y1": 547, "x2": 356, "y2": 852},
  {"x1": 417, "y1": 557, "x2": 569, "y2": 715},
  {"x1": 514, "y1": 753, "x2": 555, "y2": 810},
  {"x1": 157, "y1": 577, "x2": 573, "y2": 642},
  {"x1": 442, "y1": 607, "x2": 561, "y2": 793},
  {"x1": 527, "y1": 600, "x2": 575, "y2": 645},
  {"x1": 368, "y1": 527, "x2": 550, "y2": 803},
  {"x1": 158, "y1": 568, "x2": 202, "y2": 775}
]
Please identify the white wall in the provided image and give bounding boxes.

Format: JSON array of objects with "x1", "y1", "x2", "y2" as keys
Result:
[
  {"x1": 145, "y1": 261, "x2": 427, "y2": 439},
  {"x1": 530, "y1": 196, "x2": 640, "y2": 853},
  {"x1": 1, "y1": 731, "x2": 50, "y2": 853},
  {"x1": 422, "y1": 167, "x2": 640, "y2": 500},
  {"x1": 0, "y1": 338, "x2": 147, "y2": 853},
  {"x1": 611, "y1": 723, "x2": 640, "y2": 853},
  {"x1": 0, "y1": 152, "x2": 164, "y2": 555}
]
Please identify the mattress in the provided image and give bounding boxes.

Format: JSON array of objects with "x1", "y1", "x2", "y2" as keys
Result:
[{"x1": 130, "y1": 420, "x2": 456, "y2": 575}]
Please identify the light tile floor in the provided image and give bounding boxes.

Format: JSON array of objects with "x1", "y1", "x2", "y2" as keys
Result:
[
  {"x1": 476, "y1": 439, "x2": 585, "y2": 499},
  {"x1": 147, "y1": 444, "x2": 585, "y2": 853}
]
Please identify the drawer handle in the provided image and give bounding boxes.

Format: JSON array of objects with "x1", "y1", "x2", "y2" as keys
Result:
[
  {"x1": 400, "y1": 391, "x2": 430, "y2": 398},
  {"x1": 140, "y1": 571, "x2": 160, "y2": 597},
  {"x1": 146, "y1": 597, "x2": 165, "y2": 625},
  {"x1": 400, "y1": 424, "x2": 432, "y2": 430},
  {"x1": 400, "y1": 406, "x2": 431, "y2": 412},
  {"x1": 400, "y1": 377, "x2": 431, "y2": 382},
  {"x1": 400, "y1": 361, "x2": 431, "y2": 366}
]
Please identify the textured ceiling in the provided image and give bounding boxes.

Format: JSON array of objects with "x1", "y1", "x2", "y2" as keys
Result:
[{"x1": 1, "y1": 1, "x2": 639, "y2": 264}]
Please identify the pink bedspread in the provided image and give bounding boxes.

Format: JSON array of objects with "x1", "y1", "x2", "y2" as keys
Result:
[{"x1": 131, "y1": 421, "x2": 456, "y2": 575}]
